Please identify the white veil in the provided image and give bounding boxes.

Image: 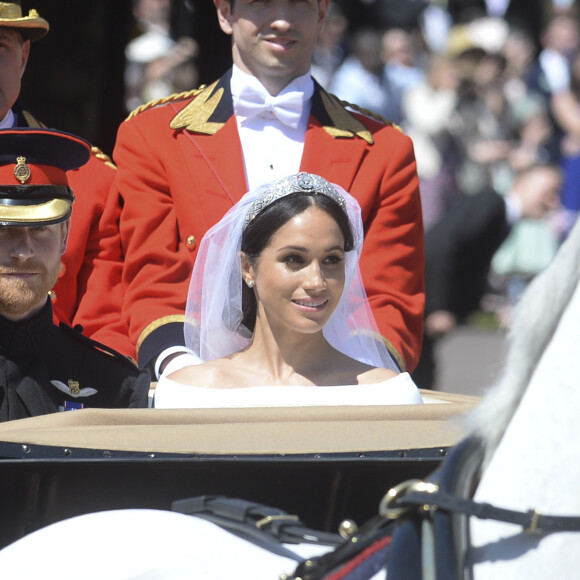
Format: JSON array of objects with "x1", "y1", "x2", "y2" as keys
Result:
[{"x1": 184, "y1": 173, "x2": 399, "y2": 371}]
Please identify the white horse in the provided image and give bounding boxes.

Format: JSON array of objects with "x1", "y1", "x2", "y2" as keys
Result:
[{"x1": 465, "y1": 216, "x2": 580, "y2": 578}]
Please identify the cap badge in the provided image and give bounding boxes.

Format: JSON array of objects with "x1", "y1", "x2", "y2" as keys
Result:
[
  {"x1": 14, "y1": 156, "x2": 31, "y2": 184},
  {"x1": 68, "y1": 380, "x2": 80, "y2": 396}
]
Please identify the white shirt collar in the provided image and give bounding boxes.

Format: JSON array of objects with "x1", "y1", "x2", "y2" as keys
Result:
[{"x1": 0, "y1": 109, "x2": 15, "y2": 129}]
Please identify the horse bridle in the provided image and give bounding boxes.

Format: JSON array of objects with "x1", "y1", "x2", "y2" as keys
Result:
[{"x1": 381, "y1": 478, "x2": 580, "y2": 535}]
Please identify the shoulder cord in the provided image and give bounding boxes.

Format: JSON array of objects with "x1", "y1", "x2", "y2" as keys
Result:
[{"x1": 125, "y1": 87, "x2": 206, "y2": 120}]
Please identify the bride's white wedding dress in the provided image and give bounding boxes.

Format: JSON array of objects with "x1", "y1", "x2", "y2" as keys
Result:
[{"x1": 153, "y1": 372, "x2": 423, "y2": 409}]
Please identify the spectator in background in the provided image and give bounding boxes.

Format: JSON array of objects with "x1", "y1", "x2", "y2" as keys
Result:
[
  {"x1": 125, "y1": 0, "x2": 199, "y2": 112},
  {"x1": 419, "y1": 0, "x2": 454, "y2": 54},
  {"x1": 551, "y1": 50, "x2": 580, "y2": 237},
  {"x1": 491, "y1": 102, "x2": 562, "y2": 308},
  {"x1": 527, "y1": 14, "x2": 579, "y2": 105},
  {"x1": 508, "y1": 95, "x2": 556, "y2": 173},
  {"x1": 311, "y1": 1, "x2": 348, "y2": 89},
  {"x1": 413, "y1": 162, "x2": 561, "y2": 389},
  {"x1": 501, "y1": 28, "x2": 541, "y2": 111},
  {"x1": 329, "y1": 29, "x2": 401, "y2": 121},
  {"x1": 489, "y1": 15, "x2": 580, "y2": 294},
  {"x1": 402, "y1": 52, "x2": 461, "y2": 230},
  {"x1": 447, "y1": 19, "x2": 513, "y2": 196},
  {"x1": 447, "y1": 0, "x2": 544, "y2": 36},
  {"x1": 381, "y1": 28, "x2": 425, "y2": 100}
]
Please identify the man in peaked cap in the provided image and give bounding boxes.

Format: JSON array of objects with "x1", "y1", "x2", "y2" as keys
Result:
[
  {"x1": 0, "y1": 128, "x2": 149, "y2": 422},
  {"x1": 0, "y1": 1, "x2": 133, "y2": 358}
]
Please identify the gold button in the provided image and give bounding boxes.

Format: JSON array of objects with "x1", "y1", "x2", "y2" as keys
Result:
[{"x1": 186, "y1": 235, "x2": 196, "y2": 249}]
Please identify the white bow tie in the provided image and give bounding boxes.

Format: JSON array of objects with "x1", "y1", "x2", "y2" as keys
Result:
[{"x1": 234, "y1": 85, "x2": 304, "y2": 129}]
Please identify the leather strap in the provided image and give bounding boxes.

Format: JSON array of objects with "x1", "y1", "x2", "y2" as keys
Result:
[
  {"x1": 172, "y1": 495, "x2": 342, "y2": 546},
  {"x1": 394, "y1": 487, "x2": 580, "y2": 534}
]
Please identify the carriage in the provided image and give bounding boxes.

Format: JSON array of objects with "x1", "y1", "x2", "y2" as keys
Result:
[{"x1": 0, "y1": 390, "x2": 478, "y2": 550}]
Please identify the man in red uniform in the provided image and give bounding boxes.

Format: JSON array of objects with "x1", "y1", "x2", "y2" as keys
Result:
[
  {"x1": 106, "y1": 0, "x2": 424, "y2": 375},
  {"x1": 0, "y1": 2, "x2": 132, "y2": 357}
]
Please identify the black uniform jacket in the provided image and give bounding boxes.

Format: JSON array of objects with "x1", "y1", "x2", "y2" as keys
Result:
[
  {"x1": 424, "y1": 188, "x2": 511, "y2": 321},
  {"x1": 0, "y1": 300, "x2": 150, "y2": 422}
]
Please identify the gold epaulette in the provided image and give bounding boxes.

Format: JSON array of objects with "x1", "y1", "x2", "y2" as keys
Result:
[
  {"x1": 338, "y1": 99, "x2": 404, "y2": 134},
  {"x1": 125, "y1": 86, "x2": 208, "y2": 121},
  {"x1": 90, "y1": 146, "x2": 116, "y2": 170}
]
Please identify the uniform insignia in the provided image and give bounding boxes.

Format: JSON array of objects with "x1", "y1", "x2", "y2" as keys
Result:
[
  {"x1": 320, "y1": 92, "x2": 374, "y2": 145},
  {"x1": 169, "y1": 81, "x2": 226, "y2": 135},
  {"x1": 14, "y1": 156, "x2": 31, "y2": 184},
  {"x1": 51, "y1": 379, "x2": 97, "y2": 398},
  {"x1": 68, "y1": 380, "x2": 80, "y2": 396}
]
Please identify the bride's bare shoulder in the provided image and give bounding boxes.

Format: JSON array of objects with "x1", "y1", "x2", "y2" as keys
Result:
[
  {"x1": 167, "y1": 359, "x2": 233, "y2": 387},
  {"x1": 356, "y1": 366, "x2": 399, "y2": 385}
]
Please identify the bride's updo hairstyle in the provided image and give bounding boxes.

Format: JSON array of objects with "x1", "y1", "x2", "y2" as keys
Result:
[{"x1": 241, "y1": 191, "x2": 355, "y2": 332}]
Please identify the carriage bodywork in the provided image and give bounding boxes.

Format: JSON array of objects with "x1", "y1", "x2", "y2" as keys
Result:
[{"x1": 0, "y1": 390, "x2": 478, "y2": 549}]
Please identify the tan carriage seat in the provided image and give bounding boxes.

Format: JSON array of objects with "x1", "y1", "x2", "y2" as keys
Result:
[{"x1": 0, "y1": 391, "x2": 479, "y2": 456}]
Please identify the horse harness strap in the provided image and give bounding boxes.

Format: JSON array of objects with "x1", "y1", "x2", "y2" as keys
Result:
[
  {"x1": 381, "y1": 478, "x2": 580, "y2": 535},
  {"x1": 172, "y1": 495, "x2": 342, "y2": 546}
]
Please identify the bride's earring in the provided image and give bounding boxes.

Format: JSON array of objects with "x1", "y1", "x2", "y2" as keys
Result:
[{"x1": 247, "y1": 280, "x2": 254, "y2": 288}]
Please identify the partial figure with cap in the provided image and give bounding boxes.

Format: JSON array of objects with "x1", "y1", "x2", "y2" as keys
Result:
[
  {"x1": 0, "y1": 128, "x2": 149, "y2": 422},
  {"x1": 0, "y1": 1, "x2": 132, "y2": 357}
]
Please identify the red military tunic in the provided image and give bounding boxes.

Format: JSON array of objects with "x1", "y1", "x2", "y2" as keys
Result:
[{"x1": 101, "y1": 72, "x2": 424, "y2": 371}]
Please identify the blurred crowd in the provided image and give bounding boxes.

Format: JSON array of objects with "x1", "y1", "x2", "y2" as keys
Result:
[
  {"x1": 124, "y1": 0, "x2": 199, "y2": 112},
  {"x1": 318, "y1": 1, "x2": 579, "y2": 241}
]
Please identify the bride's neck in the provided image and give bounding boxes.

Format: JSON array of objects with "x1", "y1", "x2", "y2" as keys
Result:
[{"x1": 240, "y1": 323, "x2": 335, "y2": 385}]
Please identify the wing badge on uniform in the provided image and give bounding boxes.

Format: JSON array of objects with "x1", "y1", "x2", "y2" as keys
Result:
[
  {"x1": 51, "y1": 379, "x2": 98, "y2": 398},
  {"x1": 169, "y1": 81, "x2": 226, "y2": 134}
]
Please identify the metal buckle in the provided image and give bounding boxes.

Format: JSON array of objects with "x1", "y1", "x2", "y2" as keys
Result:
[
  {"x1": 379, "y1": 479, "x2": 439, "y2": 520},
  {"x1": 255, "y1": 514, "x2": 300, "y2": 530},
  {"x1": 524, "y1": 509, "x2": 541, "y2": 534}
]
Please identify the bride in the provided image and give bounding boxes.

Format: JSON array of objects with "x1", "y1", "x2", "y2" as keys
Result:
[{"x1": 154, "y1": 173, "x2": 422, "y2": 407}]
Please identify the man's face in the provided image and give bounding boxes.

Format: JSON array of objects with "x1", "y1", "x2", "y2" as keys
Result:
[
  {"x1": 0, "y1": 221, "x2": 69, "y2": 321},
  {"x1": 0, "y1": 29, "x2": 30, "y2": 119},
  {"x1": 214, "y1": 0, "x2": 329, "y2": 95}
]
